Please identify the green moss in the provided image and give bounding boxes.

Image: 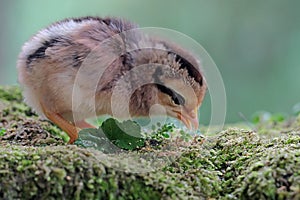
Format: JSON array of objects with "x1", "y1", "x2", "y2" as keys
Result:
[
  {"x1": 0, "y1": 86, "x2": 68, "y2": 145},
  {"x1": 0, "y1": 86, "x2": 23, "y2": 102},
  {"x1": 1, "y1": 86, "x2": 300, "y2": 199},
  {"x1": 0, "y1": 145, "x2": 161, "y2": 199}
]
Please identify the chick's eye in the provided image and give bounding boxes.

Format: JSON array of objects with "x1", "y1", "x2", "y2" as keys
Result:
[
  {"x1": 171, "y1": 93, "x2": 185, "y2": 106},
  {"x1": 156, "y1": 84, "x2": 185, "y2": 106}
]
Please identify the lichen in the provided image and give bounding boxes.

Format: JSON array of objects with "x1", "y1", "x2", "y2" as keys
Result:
[{"x1": 1, "y1": 86, "x2": 300, "y2": 199}]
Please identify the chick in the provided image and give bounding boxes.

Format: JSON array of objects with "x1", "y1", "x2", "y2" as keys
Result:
[{"x1": 17, "y1": 17, "x2": 207, "y2": 144}]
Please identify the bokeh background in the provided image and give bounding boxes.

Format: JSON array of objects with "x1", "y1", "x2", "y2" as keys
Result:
[{"x1": 1, "y1": 0, "x2": 300, "y2": 124}]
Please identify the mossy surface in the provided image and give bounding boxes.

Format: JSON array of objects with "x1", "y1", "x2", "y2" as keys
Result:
[{"x1": 1, "y1": 86, "x2": 300, "y2": 199}]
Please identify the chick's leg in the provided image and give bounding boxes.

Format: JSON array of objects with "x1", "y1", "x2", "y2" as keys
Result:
[
  {"x1": 46, "y1": 112, "x2": 78, "y2": 144},
  {"x1": 41, "y1": 104, "x2": 78, "y2": 144}
]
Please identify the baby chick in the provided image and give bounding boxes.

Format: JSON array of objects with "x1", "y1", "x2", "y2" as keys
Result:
[{"x1": 17, "y1": 17, "x2": 207, "y2": 144}]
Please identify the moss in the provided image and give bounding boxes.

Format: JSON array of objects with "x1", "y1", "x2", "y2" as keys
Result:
[
  {"x1": 1, "y1": 86, "x2": 300, "y2": 199},
  {"x1": 0, "y1": 145, "x2": 161, "y2": 200},
  {"x1": 0, "y1": 86, "x2": 23, "y2": 102},
  {"x1": 0, "y1": 86, "x2": 68, "y2": 145}
]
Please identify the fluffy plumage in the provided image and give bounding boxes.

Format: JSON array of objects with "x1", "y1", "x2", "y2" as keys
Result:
[{"x1": 17, "y1": 16, "x2": 207, "y2": 143}]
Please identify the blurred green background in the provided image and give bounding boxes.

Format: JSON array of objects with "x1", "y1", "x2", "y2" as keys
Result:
[{"x1": 0, "y1": 0, "x2": 300, "y2": 124}]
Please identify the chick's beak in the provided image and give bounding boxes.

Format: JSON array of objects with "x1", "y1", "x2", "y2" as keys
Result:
[{"x1": 176, "y1": 108, "x2": 199, "y2": 130}]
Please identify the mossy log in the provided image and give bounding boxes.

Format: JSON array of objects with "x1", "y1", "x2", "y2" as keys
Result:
[{"x1": 0, "y1": 86, "x2": 300, "y2": 199}]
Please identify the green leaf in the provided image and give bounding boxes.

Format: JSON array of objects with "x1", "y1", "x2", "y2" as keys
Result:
[
  {"x1": 270, "y1": 113, "x2": 286, "y2": 123},
  {"x1": 75, "y1": 118, "x2": 145, "y2": 151},
  {"x1": 101, "y1": 118, "x2": 145, "y2": 150},
  {"x1": 75, "y1": 128, "x2": 119, "y2": 153},
  {"x1": 0, "y1": 128, "x2": 6, "y2": 136}
]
